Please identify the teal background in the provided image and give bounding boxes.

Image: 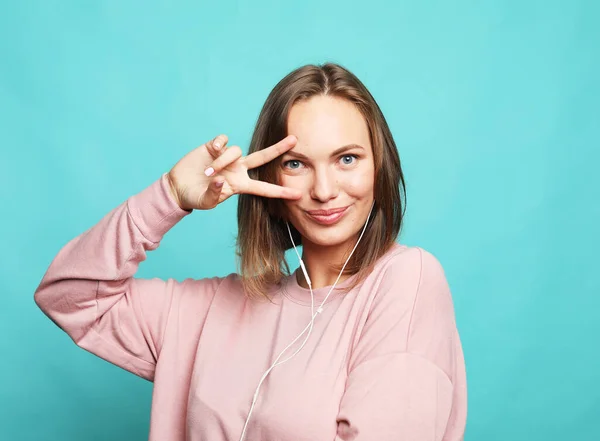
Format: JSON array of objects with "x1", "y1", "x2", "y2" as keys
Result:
[{"x1": 1, "y1": 0, "x2": 598, "y2": 440}]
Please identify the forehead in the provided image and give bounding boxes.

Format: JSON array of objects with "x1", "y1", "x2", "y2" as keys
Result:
[{"x1": 287, "y1": 95, "x2": 371, "y2": 154}]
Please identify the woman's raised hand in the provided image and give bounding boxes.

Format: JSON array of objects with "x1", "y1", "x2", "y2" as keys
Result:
[{"x1": 167, "y1": 134, "x2": 302, "y2": 211}]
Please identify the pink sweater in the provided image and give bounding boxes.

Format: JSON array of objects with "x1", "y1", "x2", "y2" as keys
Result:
[{"x1": 34, "y1": 173, "x2": 467, "y2": 441}]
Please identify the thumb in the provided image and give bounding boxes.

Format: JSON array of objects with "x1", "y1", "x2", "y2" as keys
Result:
[{"x1": 200, "y1": 177, "x2": 224, "y2": 209}]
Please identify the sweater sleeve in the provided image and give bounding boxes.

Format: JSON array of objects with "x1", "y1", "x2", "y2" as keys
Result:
[
  {"x1": 335, "y1": 247, "x2": 466, "y2": 441},
  {"x1": 34, "y1": 173, "x2": 197, "y2": 381}
]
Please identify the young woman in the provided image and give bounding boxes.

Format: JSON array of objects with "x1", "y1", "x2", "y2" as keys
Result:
[{"x1": 35, "y1": 63, "x2": 467, "y2": 441}]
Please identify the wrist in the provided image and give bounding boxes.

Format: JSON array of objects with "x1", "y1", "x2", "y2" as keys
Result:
[{"x1": 166, "y1": 172, "x2": 191, "y2": 212}]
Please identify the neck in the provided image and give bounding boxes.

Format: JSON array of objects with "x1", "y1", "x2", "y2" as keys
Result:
[{"x1": 295, "y1": 238, "x2": 356, "y2": 289}]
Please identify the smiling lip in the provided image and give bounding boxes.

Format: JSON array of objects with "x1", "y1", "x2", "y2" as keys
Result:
[
  {"x1": 306, "y1": 206, "x2": 349, "y2": 225},
  {"x1": 306, "y1": 207, "x2": 349, "y2": 216}
]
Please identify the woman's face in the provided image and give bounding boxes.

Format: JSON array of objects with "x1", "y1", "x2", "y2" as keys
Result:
[{"x1": 278, "y1": 95, "x2": 375, "y2": 249}]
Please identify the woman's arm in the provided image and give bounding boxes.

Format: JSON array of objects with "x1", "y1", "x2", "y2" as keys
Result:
[
  {"x1": 335, "y1": 248, "x2": 467, "y2": 441},
  {"x1": 33, "y1": 173, "x2": 216, "y2": 381}
]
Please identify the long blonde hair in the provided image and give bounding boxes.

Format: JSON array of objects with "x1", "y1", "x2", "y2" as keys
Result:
[{"x1": 236, "y1": 62, "x2": 406, "y2": 301}]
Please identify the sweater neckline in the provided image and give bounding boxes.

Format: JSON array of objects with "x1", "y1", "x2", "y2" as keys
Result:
[
  {"x1": 280, "y1": 242, "x2": 406, "y2": 306},
  {"x1": 281, "y1": 267, "x2": 360, "y2": 306}
]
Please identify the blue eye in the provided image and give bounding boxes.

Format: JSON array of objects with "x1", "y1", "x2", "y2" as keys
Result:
[
  {"x1": 283, "y1": 155, "x2": 358, "y2": 170},
  {"x1": 284, "y1": 160, "x2": 303, "y2": 169},
  {"x1": 341, "y1": 155, "x2": 357, "y2": 165}
]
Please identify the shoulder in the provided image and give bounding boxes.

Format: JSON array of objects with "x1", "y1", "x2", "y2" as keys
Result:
[
  {"x1": 175, "y1": 273, "x2": 234, "y2": 298},
  {"x1": 378, "y1": 244, "x2": 448, "y2": 291},
  {"x1": 371, "y1": 244, "x2": 442, "y2": 292},
  {"x1": 372, "y1": 244, "x2": 455, "y2": 322},
  {"x1": 194, "y1": 272, "x2": 282, "y2": 300},
  {"x1": 381, "y1": 243, "x2": 446, "y2": 273},
  {"x1": 351, "y1": 245, "x2": 460, "y2": 373},
  {"x1": 387, "y1": 245, "x2": 457, "y2": 336}
]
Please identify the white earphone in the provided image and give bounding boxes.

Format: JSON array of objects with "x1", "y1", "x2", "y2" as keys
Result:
[{"x1": 237, "y1": 201, "x2": 375, "y2": 441}]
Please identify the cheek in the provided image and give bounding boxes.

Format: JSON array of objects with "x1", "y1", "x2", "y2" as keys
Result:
[
  {"x1": 276, "y1": 170, "x2": 289, "y2": 187},
  {"x1": 343, "y1": 168, "x2": 375, "y2": 197}
]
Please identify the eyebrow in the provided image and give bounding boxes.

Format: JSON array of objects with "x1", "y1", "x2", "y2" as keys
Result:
[{"x1": 283, "y1": 144, "x2": 365, "y2": 160}]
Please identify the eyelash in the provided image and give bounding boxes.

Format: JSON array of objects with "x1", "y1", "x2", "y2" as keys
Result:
[{"x1": 283, "y1": 154, "x2": 359, "y2": 170}]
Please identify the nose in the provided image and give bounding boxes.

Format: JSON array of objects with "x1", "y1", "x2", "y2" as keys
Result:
[{"x1": 310, "y1": 166, "x2": 339, "y2": 202}]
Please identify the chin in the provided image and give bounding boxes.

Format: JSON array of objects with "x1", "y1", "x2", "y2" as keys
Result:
[{"x1": 301, "y1": 232, "x2": 349, "y2": 248}]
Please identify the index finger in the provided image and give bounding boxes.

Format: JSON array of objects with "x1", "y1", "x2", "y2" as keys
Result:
[
  {"x1": 243, "y1": 135, "x2": 297, "y2": 170},
  {"x1": 245, "y1": 179, "x2": 302, "y2": 200}
]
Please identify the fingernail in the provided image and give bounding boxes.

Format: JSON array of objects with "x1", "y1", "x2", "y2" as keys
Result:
[
  {"x1": 205, "y1": 167, "x2": 214, "y2": 177},
  {"x1": 214, "y1": 141, "x2": 221, "y2": 150},
  {"x1": 215, "y1": 180, "x2": 224, "y2": 188}
]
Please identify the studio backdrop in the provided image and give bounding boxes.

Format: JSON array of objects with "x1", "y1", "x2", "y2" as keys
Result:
[{"x1": 1, "y1": 1, "x2": 598, "y2": 440}]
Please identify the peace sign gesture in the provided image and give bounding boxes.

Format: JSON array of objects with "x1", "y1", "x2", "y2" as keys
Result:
[{"x1": 167, "y1": 134, "x2": 302, "y2": 211}]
